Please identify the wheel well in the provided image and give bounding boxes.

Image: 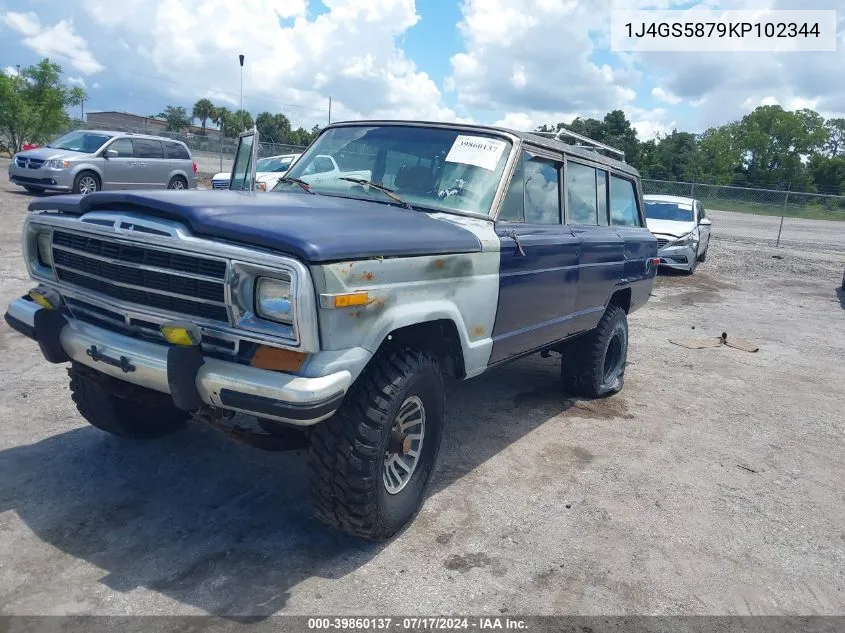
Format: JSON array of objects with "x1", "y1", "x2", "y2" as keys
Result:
[
  {"x1": 170, "y1": 174, "x2": 188, "y2": 184},
  {"x1": 378, "y1": 320, "x2": 465, "y2": 380},
  {"x1": 608, "y1": 288, "x2": 632, "y2": 314}
]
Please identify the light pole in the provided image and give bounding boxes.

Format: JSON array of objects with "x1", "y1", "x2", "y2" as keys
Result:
[{"x1": 238, "y1": 54, "x2": 245, "y2": 128}]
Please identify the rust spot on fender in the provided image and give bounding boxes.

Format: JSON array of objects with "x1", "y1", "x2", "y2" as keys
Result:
[
  {"x1": 433, "y1": 259, "x2": 446, "y2": 269},
  {"x1": 348, "y1": 310, "x2": 362, "y2": 319},
  {"x1": 361, "y1": 271, "x2": 375, "y2": 281},
  {"x1": 472, "y1": 325, "x2": 485, "y2": 337}
]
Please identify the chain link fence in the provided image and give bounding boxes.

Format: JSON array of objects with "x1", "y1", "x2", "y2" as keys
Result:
[{"x1": 643, "y1": 178, "x2": 845, "y2": 252}]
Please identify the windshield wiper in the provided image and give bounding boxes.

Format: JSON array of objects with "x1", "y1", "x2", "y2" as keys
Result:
[
  {"x1": 277, "y1": 176, "x2": 314, "y2": 194},
  {"x1": 338, "y1": 177, "x2": 413, "y2": 209}
]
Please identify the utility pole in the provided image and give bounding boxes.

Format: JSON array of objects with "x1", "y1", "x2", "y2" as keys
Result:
[
  {"x1": 81, "y1": 98, "x2": 85, "y2": 122},
  {"x1": 328, "y1": 96, "x2": 332, "y2": 125}
]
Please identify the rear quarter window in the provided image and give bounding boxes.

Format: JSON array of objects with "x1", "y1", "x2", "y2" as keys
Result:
[{"x1": 609, "y1": 176, "x2": 642, "y2": 227}]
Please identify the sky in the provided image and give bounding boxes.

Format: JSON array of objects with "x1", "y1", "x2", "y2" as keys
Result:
[{"x1": 1, "y1": 0, "x2": 843, "y2": 140}]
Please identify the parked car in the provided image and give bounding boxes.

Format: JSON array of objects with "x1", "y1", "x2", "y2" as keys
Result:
[
  {"x1": 8, "y1": 130, "x2": 198, "y2": 194},
  {"x1": 211, "y1": 153, "x2": 302, "y2": 191},
  {"x1": 5, "y1": 121, "x2": 657, "y2": 540},
  {"x1": 643, "y1": 194, "x2": 712, "y2": 273}
]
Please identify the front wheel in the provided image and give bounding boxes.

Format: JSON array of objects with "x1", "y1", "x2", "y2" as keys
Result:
[
  {"x1": 68, "y1": 364, "x2": 190, "y2": 439},
  {"x1": 309, "y1": 347, "x2": 445, "y2": 540},
  {"x1": 560, "y1": 305, "x2": 629, "y2": 398},
  {"x1": 72, "y1": 171, "x2": 100, "y2": 195}
]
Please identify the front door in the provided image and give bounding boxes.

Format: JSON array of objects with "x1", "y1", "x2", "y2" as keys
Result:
[
  {"x1": 100, "y1": 138, "x2": 138, "y2": 190},
  {"x1": 490, "y1": 150, "x2": 580, "y2": 365}
]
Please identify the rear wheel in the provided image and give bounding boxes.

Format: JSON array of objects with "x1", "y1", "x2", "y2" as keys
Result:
[
  {"x1": 167, "y1": 176, "x2": 187, "y2": 190},
  {"x1": 309, "y1": 347, "x2": 445, "y2": 540},
  {"x1": 68, "y1": 364, "x2": 190, "y2": 439},
  {"x1": 560, "y1": 305, "x2": 629, "y2": 398},
  {"x1": 72, "y1": 171, "x2": 100, "y2": 195}
]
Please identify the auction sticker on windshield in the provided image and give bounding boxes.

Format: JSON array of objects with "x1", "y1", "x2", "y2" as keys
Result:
[{"x1": 445, "y1": 135, "x2": 508, "y2": 171}]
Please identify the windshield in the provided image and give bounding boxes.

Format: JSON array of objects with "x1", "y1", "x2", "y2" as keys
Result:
[
  {"x1": 644, "y1": 201, "x2": 694, "y2": 222},
  {"x1": 257, "y1": 156, "x2": 295, "y2": 172},
  {"x1": 272, "y1": 125, "x2": 513, "y2": 215},
  {"x1": 47, "y1": 130, "x2": 112, "y2": 153}
]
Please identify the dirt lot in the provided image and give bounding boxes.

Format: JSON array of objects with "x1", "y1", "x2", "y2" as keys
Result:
[{"x1": 0, "y1": 174, "x2": 844, "y2": 617}]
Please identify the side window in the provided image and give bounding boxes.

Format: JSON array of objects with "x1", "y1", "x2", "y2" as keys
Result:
[
  {"x1": 566, "y1": 161, "x2": 598, "y2": 225},
  {"x1": 610, "y1": 176, "x2": 641, "y2": 227},
  {"x1": 134, "y1": 139, "x2": 164, "y2": 159},
  {"x1": 597, "y1": 169, "x2": 609, "y2": 226},
  {"x1": 164, "y1": 142, "x2": 190, "y2": 159},
  {"x1": 498, "y1": 152, "x2": 525, "y2": 222},
  {"x1": 523, "y1": 155, "x2": 561, "y2": 224},
  {"x1": 313, "y1": 156, "x2": 335, "y2": 174},
  {"x1": 697, "y1": 202, "x2": 707, "y2": 221},
  {"x1": 498, "y1": 152, "x2": 561, "y2": 224},
  {"x1": 108, "y1": 138, "x2": 134, "y2": 158}
]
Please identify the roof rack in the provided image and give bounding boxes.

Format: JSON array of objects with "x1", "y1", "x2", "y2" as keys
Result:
[{"x1": 530, "y1": 128, "x2": 626, "y2": 162}]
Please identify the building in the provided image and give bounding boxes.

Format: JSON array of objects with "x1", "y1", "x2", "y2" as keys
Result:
[{"x1": 85, "y1": 111, "x2": 220, "y2": 138}]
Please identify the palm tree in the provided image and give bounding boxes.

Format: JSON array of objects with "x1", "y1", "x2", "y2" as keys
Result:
[
  {"x1": 161, "y1": 105, "x2": 191, "y2": 132},
  {"x1": 212, "y1": 106, "x2": 232, "y2": 137},
  {"x1": 192, "y1": 98, "x2": 215, "y2": 134}
]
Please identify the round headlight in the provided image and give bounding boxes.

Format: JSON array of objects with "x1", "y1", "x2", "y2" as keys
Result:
[{"x1": 255, "y1": 277, "x2": 292, "y2": 324}]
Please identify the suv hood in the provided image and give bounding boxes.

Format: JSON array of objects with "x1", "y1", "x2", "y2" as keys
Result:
[
  {"x1": 15, "y1": 147, "x2": 87, "y2": 161},
  {"x1": 645, "y1": 218, "x2": 695, "y2": 237},
  {"x1": 28, "y1": 190, "x2": 482, "y2": 263}
]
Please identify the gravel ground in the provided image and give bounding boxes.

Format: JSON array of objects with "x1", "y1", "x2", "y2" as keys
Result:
[{"x1": 0, "y1": 175, "x2": 844, "y2": 618}]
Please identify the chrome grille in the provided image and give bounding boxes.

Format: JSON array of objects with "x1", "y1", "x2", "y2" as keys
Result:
[
  {"x1": 16, "y1": 156, "x2": 44, "y2": 169},
  {"x1": 211, "y1": 180, "x2": 229, "y2": 190},
  {"x1": 51, "y1": 230, "x2": 229, "y2": 323}
]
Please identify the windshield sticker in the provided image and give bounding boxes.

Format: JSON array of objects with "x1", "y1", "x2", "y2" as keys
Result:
[{"x1": 445, "y1": 135, "x2": 508, "y2": 171}]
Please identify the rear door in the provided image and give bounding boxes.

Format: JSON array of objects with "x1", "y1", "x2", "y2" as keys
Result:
[
  {"x1": 490, "y1": 148, "x2": 580, "y2": 365},
  {"x1": 695, "y1": 201, "x2": 711, "y2": 253},
  {"x1": 565, "y1": 159, "x2": 625, "y2": 335},
  {"x1": 100, "y1": 137, "x2": 137, "y2": 190},
  {"x1": 609, "y1": 175, "x2": 657, "y2": 311},
  {"x1": 132, "y1": 138, "x2": 167, "y2": 188}
]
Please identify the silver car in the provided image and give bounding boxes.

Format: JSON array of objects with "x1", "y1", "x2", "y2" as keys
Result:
[{"x1": 8, "y1": 130, "x2": 198, "y2": 194}]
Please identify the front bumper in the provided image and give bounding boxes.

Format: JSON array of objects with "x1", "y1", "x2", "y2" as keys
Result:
[
  {"x1": 657, "y1": 244, "x2": 697, "y2": 271},
  {"x1": 9, "y1": 165, "x2": 74, "y2": 191},
  {"x1": 4, "y1": 297, "x2": 351, "y2": 425}
]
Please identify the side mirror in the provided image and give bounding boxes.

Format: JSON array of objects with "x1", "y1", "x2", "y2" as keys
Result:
[
  {"x1": 699, "y1": 217, "x2": 712, "y2": 226},
  {"x1": 105, "y1": 149, "x2": 118, "y2": 159}
]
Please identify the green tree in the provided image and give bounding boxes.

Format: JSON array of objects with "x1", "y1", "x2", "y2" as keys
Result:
[
  {"x1": 0, "y1": 59, "x2": 86, "y2": 154},
  {"x1": 697, "y1": 123, "x2": 744, "y2": 185},
  {"x1": 255, "y1": 111, "x2": 293, "y2": 143},
  {"x1": 192, "y1": 98, "x2": 215, "y2": 134},
  {"x1": 823, "y1": 118, "x2": 845, "y2": 157},
  {"x1": 540, "y1": 110, "x2": 641, "y2": 165},
  {"x1": 212, "y1": 106, "x2": 237, "y2": 137},
  {"x1": 159, "y1": 105, "x2": 191, "y2": 132},
  {"x1": 231, "y1": 109, "x2": 254, "y2": 134}
]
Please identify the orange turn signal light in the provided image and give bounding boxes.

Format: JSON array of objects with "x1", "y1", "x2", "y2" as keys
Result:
[
  {"x1": 250, "y1": 345, "x2": 307, "y2": 372},
  {"x1": 333, "y1": 292, "x2": 369, "y2": 308}
]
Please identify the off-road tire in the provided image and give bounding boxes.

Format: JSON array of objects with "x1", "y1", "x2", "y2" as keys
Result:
[
  {"x1": 72, "y1": 171, "x2": 100, "y2": 195},
  {"x1": 68, "y1": 364, "x2": 190, "y2": 439},
  {"x1": 309, "y1": 347, "x2": 445, "y2": 541},
  {"x1": 560, "y1": 305, "x2": 628, "y2": 398}
]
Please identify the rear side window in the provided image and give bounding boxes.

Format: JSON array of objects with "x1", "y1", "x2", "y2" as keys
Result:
[
  {"x1": 566, "y1": 161, "x2": 598, "y2": 225},
  {"x1": 610, "y1": 176, "x2": 641, "y2": 227},
  {"x1": 164, "y1": 142, "x2": 190, "y2": 159},
  {"x1": 134, "y1": 139, "x2": 164, "y2": 159},
  {"x1": 108, "y1": 138, "x2": 134, "y2": 157},
  {"x1": 597, "y1": 169, "x2": 609, "y2": 225}
]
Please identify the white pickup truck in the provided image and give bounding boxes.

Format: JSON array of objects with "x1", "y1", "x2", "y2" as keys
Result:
[{"x1": 211, "y1": 153, "x2": 302, "y2": 191}]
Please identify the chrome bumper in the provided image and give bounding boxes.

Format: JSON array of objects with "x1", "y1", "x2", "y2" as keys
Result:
[{"x1": 4, "y1": 297, "x2": 351, "y2": 425}]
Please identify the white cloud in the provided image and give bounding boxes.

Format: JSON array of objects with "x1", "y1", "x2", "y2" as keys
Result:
[
  {"x1": 652, "y1": 87, "x2": 681, "y2": 105},
  {"x1": 3, "y1": 65, "x2": 19, "y2": 77},
  {"x1": 449, "y1": 0, "x2": 637, "y2": 114},
  {"x1": 92, "y1": 82, "x2": 101, "y2": 89},
  {"x1": 67, "y1": 76, "x2": 86, "y2": 88},
  {"x1": 1, "y1": 11, "x2": 103, "y2": 75},
  {"x1": 79, "y1": 0, "x2": 458, "y2": 127}
]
